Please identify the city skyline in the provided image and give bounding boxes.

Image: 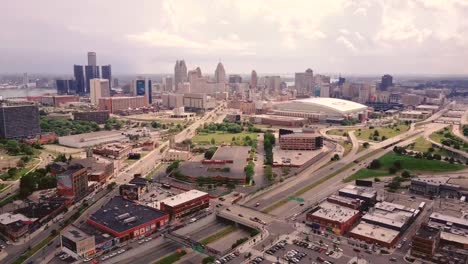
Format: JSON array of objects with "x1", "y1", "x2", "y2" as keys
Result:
[{"x1": 2, "y1": 0, "x2": 468, "y2": 75}]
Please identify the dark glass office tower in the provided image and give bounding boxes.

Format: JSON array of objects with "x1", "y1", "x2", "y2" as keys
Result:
[
  {"x1": 56, "y1": 79, "x2": 76, "y2": 95},
  {"x1": 101, "y1": 65, "x2": 112, "y2": 89},
  {"x1": 74, "y1": 65, "x2": 85, "y2": 94}
]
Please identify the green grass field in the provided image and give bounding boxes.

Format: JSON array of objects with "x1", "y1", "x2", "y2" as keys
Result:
[
  {"x1": 345, "y1": 152, "x2": 466, "y2": 182},
  {"x1": 339, "y1": 141, "x2": 353, "y2": 157},
  {"x1": 407, "y1": 137, "x2": 448, "y2": 156},
  {"x1": 327, "y1": 124, "x2": 410, "y2": 142},
  {"x1": 193, "y1": 131, "x2": 257, "y2": 145}
]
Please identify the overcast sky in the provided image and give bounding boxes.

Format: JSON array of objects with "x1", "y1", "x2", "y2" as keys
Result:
[{"x1": 2, "y1": 0, "x2": 468, "y2": 75}]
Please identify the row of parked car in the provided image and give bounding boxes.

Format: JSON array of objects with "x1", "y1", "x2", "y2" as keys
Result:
[
  {"x1": 248, "y1": 256, "x2": 264, "y2": 264},
  {"x1": 214, "y1": 251, "x2": 240, "y2": 264},
  {"x1": 283, "y1": 249, "x2": 307, "y2": 263},
  {"x1": 100, "y1": 249, "x2": 126, "y2": 261},
  {"x1": 265, "y1": 239, "x2": 288, "y2": 254}
]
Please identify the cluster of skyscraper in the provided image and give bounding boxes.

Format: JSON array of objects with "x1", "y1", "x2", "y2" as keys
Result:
[{"x1": 56, "y1": 52, "x2": 112, "y2": 95}]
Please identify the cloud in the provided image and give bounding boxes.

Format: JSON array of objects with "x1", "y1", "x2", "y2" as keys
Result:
[
  {"x1": 376, "y1": 17, "x2": 432, "y2": 43},
  {"x1": 336, "y1": 36, "x2": 357, "y2": 52}
]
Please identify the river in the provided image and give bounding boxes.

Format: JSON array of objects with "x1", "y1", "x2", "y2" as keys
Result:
[{"x1": 0, "y1": 88, "x2": 57, "y2": 98}]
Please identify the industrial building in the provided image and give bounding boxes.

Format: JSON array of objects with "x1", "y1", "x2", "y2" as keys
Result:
[
  {"x1": 159, "y1": 190, "x2": 210, "y2": 219},
  {"x1": 61, "y1": 225, "x2": 96, "y2": 259},
  {"x1": 73, "y1": 110, "x2": 110, "y2": 124},
  {"x1": 411, "y1": 224, "x2": 441, "y2": 259},
  {"x1": 338, "y1": 185, "x2": 377, "y2": 209},
  {"x1": 87, "y1": 196, "x2": 169, "y2": 241},
  {"x1": 410, "y1": 177, "x2": 462, "y2": 198},
  {"x1": 58, "y1": 130, "x2": 127, "y2": 148},
  {"x1": 349, "y1": 222, "x2": 400, "y2": 248},
  {"x1": 98, "y1": 96, "x2": 148, "y2": 114},
  {"x1": 306, "y1": 201, "x2": 360, "y2": 235}
]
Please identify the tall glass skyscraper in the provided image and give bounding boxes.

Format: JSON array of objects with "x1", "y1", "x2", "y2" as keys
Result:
[{"x1": 73, "y1": 65, "x2": 85, "y2": 95}]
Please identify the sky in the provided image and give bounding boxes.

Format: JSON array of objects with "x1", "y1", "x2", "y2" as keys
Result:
[{"x1": 1, "y1": 0, "x2": 468, "y2": 75}]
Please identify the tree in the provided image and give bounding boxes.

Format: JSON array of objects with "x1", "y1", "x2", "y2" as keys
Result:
[
  {"x1": 204, "y1": 147, "x2": 217, "y2": 159},
  {"x1": 388, "y1": 167, "x2": 397, "y2": 174},
  {"x1": 202, "y1": 256, "x2": 215, "y2": 264},
  {"x1": 363, "y1": 142, "x2": 370, "y2": 148},
  {"x1": 373, "y1": 130, "x2": 380, "y2": 137},
  {"x1": 210, "y1": 138, "x2": 215, "y2": 145},
  {"x1": 369, "y1": 159, "x2": 381, "y2": 169},
  {"x1": 54, "y1": 153, "x2": 67, "y2": 162},
  {"x1": 401, "y1": 170, "x2": 411, "y2": 178},
  {"x1": 381, "y1": 136, "x2": 387, "y2": 141},
  {"x1": 393, "y1": 160, "x2": 402, "y2": 170},
  {"x1": 374, "y1": 177, "x2": 381, "y2": 182},
  {"x1": 5, "y1": 140, "x2": 20, "y2": 154}
]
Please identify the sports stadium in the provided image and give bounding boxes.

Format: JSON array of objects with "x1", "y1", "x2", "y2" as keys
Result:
[{"x1": 271, "y1": 97, "x2": 368, "y2": 122}]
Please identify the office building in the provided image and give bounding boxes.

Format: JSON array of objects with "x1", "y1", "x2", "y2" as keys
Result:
[
  {"x1": 90, "y1": 79, "x2": 110, "y2": 105},
  {"x1": 214, "y1": 62, "x2": 226, "y2": 83},
  {"x1": 251, "y1": 70, "x2": 258, "y2": 89},
  {"x1": 401, "y1": 94, "x2": 423, "y2": 106},
  {"x1": 295, "y1": 69, "x2": 314, "y2": 96},
  {"x1": 411, "y1": 224, "x2": 440, "y2": 259},
  {"x1": 174, "y1": 60, "x2": 188, "y2": 90},
  {"x1": 60, "y1": 225, "x2": 96, "y2": 259},
  {"x1": 132, "y1": 78, "x2": 153, "y2": 104},
  {"x1": 183, "y1": 93, "x2": 215, "y2": 111},
  {"x1": 101, "y1": 65, "x2": 112, "y2": 90},
  {"x1": 73, "y1": 111, "x2": 110, "y2": 124},
  {"x1": 265, "y1": 76, "x2": 281, "y2": 95},
  {"x1": 87, "y1": 52, "x2": 97, "y2": 66},
  {"x1": 98, "y1": 96, "x2": 147, "y2": 114},
  {"x1": 56, "y1": 79, "x2": 76, "y2": 95},
  {"x1": 74, "y1": 65, "x2": 86, "y2": 94},
  {"x1": 349, "y1": 222, "x2": 400, "y2": 248},
  {"x1": 229, "y1": 75, "x2": 242, "y2": 84},
  {"x1": 56, "y1": 164, "x2": 89, "y2": 202},
  {"x1": 87, "y1": 196, "x2": 169, "y2": 241},
  {"x1": 410, "y1": 177, "x2": 461, "y2": 198},
  {"x1": 161, "y1": 93, "x2": 184, "y2": 109},
  {"x1": 162, "y1": 76, "x2": 173, "y2": 92},
  {"x1": 159, "y1": 190, "x2": 210, "y2": 219},
  {"x1": 0, "y1": 104, "x2": 41, "y2": 139},
  {"x1": 380, "y1": 74, "x2": 393, "y2": 91},
  {"x1": 278, "y1": 129, "x2": 323, "y2": 150},
  {"x1": 85, "y1": 65, "x2": 100, "y2": 94},
  {"x1": 306, "y1": 201, "x2": 360, "y2": 235}
]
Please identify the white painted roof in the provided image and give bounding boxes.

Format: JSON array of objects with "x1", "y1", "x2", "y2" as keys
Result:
[
  {"x1": 274, "y1": 97, "x2": 367, "y2": 115},
  {"x1": 159, "y1": 190, "x2": 208, "y2": 207}
]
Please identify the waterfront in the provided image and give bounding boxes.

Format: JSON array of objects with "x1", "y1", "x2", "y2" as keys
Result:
[{"x1": 0, "y1": 88, "x2": 56, "y2": 98}]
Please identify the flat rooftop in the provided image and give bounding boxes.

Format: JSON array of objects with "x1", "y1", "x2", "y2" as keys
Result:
[
  {"x1": 361, "y1": 209, "x2": 412, "y2": 229},
  {"x1": 440, "y1": 231, "x2": 468, "y2": 245},
  {"x1": 350, "y1": 222, "x2": 399, "y2": 244},
  {"x1": 178, "y1": 161, "x2": 246, "y2": 179},
  {"x1": 339, "y1": 185, "x2": 376, "y2": 199},
  {"x1": 415, "y1": 225, "x2": 440, "y2": 240},
  {"x1": 280, "y1": 133, "x2": 318, "y2": 139},
  {"x1": 62, "y1": 225, "x2": 93, "y2": 242},
  {"x1": 430, "y1": 212, "x2": 468, "y2": 228},
  {"x1": 0, "y1": 213, "x2": 36, "y2": 225},
  {"x1": 88, "y1": 196, "x2": 168, "y2": 234},
  {"x1": 374, "y1": 201, "x2": 416, "y2": 214},
  {"x1": 159, "y1": 190, "x2": 208, "y2": 207},
  {"x1": 310, "y1": 201, "x2": 359, "y2": 223},
  {"x1": 211, "y1": 146, "x2": 250, "y2": 161}
]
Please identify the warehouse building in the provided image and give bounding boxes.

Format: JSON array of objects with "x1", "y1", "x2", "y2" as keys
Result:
[
  {"x1": 159, "y1": 190, "x2": 210, "y2": 219},
  {"x1": 306, "y1": 201, "x2": 360, "y2": 235},
  {"x1": 87, "y1": 196, "x2": 169, "y2": 241}
]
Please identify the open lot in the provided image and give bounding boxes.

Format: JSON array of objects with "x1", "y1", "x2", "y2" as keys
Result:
[
  {"x1": 345, "y1": 152, "x2": 466, "y2": 182},
  {"x1": 328, "y1": 124, "x2": 410, "y2": 142},
  {"x1": 193, "y1": 131, "x2": 257, "y2": 145},
  {"x1": 406, "y1": 137, "x2": 449, "y2": 156}
]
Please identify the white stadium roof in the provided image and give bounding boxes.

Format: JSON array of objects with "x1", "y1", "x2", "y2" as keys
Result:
[{"x1": 273, "y1": 97, "x2": 368, "y2": 115}]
